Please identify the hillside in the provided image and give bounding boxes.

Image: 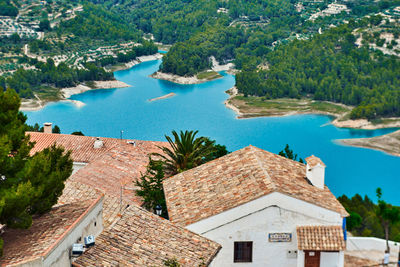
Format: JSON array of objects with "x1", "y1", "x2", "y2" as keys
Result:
[{"x1": 1, "y1": 0, "x2": 400, "y2": 121}]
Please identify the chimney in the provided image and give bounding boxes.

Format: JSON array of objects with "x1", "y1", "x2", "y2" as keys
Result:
[
  {"x1": 43, "y1": 122, "x2": 52, "y2": 133},
  {"x1": 93, "y1": 137, "x2": 104, "y2": 149},
  {"x1": 305, "y1": 155, "x2": 326, "y2": 189}
]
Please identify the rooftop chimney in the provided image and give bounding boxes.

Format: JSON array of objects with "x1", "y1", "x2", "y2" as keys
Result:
[
  {"x1": 43, "y1": 122, "x2": 52, "y2": 134},
  {"x1": 305, "y1": 155, "x2": 326, "y2": 189},
  {"x1": 93, "y1": 137, "x2": 104, "y2": 149}
]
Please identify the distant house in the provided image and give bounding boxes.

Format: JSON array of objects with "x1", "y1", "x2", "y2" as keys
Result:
[
  {"x1": 28, "y1": 125, "x2": 166, "y2": 174},
  {"x1": 164, "y1": 145, "x2": 348, "y2": 267}
]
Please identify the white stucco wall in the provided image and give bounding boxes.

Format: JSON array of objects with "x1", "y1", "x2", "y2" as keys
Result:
[
  {"x1": 14, "y1": 197, "x2": 103, "y2": 267},
  {"x1": 306, "y1": 164, "x2": 325, "y2": 189},
  {"x1": 320, "y1": 251, "x2": 343, "y2": 267},
  {"x1": 186, "y1": 192, "x2": 344, "y2": 267},
  {"x1": 72, "y1": 162, "x2": 88, "y2": 174},
  {"x1": 347, "y1": 237, "x2": 400, "y2": 258},
  {"x1": 43, "y1": 197, "x2": 103, "y2": 267},
  {"x1": 13, "y1": 197, "x2": 103, "y2": 267}
]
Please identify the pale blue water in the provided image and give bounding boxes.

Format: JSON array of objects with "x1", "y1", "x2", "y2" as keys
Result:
[{"x1": 25, "y1": 60, "x2": 400, "y2": 204}]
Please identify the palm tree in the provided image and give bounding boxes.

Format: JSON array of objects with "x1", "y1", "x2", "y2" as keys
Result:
[{"x1": 154, "y1": 130, "x2": 216, "y2": 175}]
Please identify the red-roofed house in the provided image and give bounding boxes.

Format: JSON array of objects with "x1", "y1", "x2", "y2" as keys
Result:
[
  {"x1": 12, "y1": 131, "x2": 221, "y2": 266},
  {"x1": 1, "y1": 195, "x2": 104, "y2": 267},
  {"x1": 163, "y1": 145, "x2": 348, "y2": 267},
  {"x1": 27, "y1": 131, "x2": 166, "y2": 174}
]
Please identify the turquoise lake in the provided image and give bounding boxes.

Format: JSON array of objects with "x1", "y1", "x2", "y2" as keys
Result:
[{"x1": 25, "y1": 59, "x2": 400, "y2": 204}]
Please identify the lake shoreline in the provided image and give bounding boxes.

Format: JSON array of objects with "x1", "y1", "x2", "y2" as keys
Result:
[
  {"x1": 150, "y1": 71, "x2": 223, "y2": 84},
  {"x1": 20, "y1": 53, "x2": 165, "y2": 112},
  {"x1": 109, "y1": 53, "x2": 164, "y2": 72},
  {"x1": 20, "y1": 80, "x2": 131, "y2": 111},
  {"x1": 338, "y1": 130, "x2": 400, "y2": 157},
  {"x1": 224, "y1": 87, "x2": 400, "y2": 130},
  {"x1": 150, "y1": 57, "x2": 234, "y2": 84},
  {"x1": 224, "y1": 87, "x2": 400, "y2": 157}
]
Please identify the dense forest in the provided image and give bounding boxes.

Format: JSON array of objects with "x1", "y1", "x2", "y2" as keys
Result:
[
  {"x1": 88, "y1": 0, "x2": 222, "y2": 44},
  {"x1": 236, "y1": 19, "x2": 400, "y2": 119},
  {"x1": 3, "y1": 59, "x2": 113, "y2": 98},
  {"x1": 158, "y1": 0, "x2": 400, "y2": 76},
  {"x1": 57, "y1": 4, "x2": 142, "y2": 44},
  {"x1": 339, "y1": 193, "x2": 400, "y2": 241},
  {"x1": 0, "y1": 0, "x2": 18, "y2": 17}
]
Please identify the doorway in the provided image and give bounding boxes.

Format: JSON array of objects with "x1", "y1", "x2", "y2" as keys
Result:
[{"x1": 305, "y1": 251, "x2": 320, "y2": 267}]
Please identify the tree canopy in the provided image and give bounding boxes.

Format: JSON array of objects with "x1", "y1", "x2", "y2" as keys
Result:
[
  {"x1": 136, "y1": 130, "x2": 228, "y2": 217},
  {"x1": 0, "y1": 89, "x2": 73, "y2": 254},
  {"x1": 338, "y1": 192, "x2": 400, "y2": 242},
  {"x1": 154, "y1": 130, "x2": 220, "y2": 175}
]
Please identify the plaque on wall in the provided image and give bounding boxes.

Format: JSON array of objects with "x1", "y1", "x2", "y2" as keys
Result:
[{"x1": 268, "y1": 233, "x2": 292, "y2": 242}]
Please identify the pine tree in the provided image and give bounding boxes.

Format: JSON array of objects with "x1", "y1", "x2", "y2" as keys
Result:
[
  {"x1": 135, "y1": 158, "x2": 168, "y2": 218},
  {"x1": 0, "y1": 89, "x2": 73, "y2": 254}
]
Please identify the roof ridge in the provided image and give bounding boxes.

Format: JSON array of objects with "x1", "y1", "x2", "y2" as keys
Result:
[{"x1": 249, "y1": 146, "x2": 277, "y2": 191}]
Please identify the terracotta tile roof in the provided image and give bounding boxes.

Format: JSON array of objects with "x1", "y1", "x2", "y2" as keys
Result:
[
  {"x1": 58, "y1": 180, "x2": 127, "y2": 229},
  {"x1": 73, "y1": 205, "x2": 221, "y2": 267},
  {"x1": 50, "y1": 132, "x2": 168, "y2": 229},
  {"x1": 27, "y1": 132, "x2": 166, "y2": 163},
  {"x1": 1, "y1": 197, "x2": 102, "y2": 266},
  {"x1": 164, "y1": 145, "x2": 348, "y2": 226},
  {"x1": 306, "y1": 155, "x2": 326, "y2": 167},
  {"x1": 296, "y1": 225, "x2": 346, "y2": 251},
  {"x1": 68, "y1": 143, "x2": 161, "y2": 206}
]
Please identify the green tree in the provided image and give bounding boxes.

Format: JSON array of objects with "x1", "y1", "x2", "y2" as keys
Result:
[
  {"x1": 278, "y1": 144, "x2": 304, "y2": 163},
  {"x1": 53, "y1": 125, "x2": 61, "y2": 134},
  {"x1": 375, "y1": 188, "x2": 400, "y2": 252},
  {"x1": 202, "y1": 138, "x2": 228, "y2": 163},
  {"x1": 163, "y1": 258, "x2": 181, "y2": 267},
  {"x1": 0, "y1": 89, "x2": 73, "y2": 253},
  {"x1": 135, "y1": 158, "x2": 168, "y2": 218},
  {"x1": 154, "y1": 130, "x2": 216, "y2": 175},
  {"x1": 39, "y1": 19, "x2": 51, "y2": 31},
  {"x1": 71, "y1": 131, "x2": 84, "y2": 136}
]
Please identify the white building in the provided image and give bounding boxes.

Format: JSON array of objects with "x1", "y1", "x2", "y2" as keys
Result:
[
  {"x1": 164, "y1": 145, "x2": 349, "y2": 267},
  {"x1": 1, "y1": 193, "x2": 104, "y2": 267}
]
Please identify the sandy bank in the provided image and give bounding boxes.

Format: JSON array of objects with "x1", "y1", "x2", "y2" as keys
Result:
[
  {"x1": 148, "y1": 92, "x2": 176, "y2": 102},
  {"x1": 20, "y1": 98, "x2": 86, "y2": 111},
  {"x1": 20, "y1": 80, "x2": 130, "y2": 111},
  {"x1": 224, "y1": 87, "x2": 243, "y2": 116},
  {"x1": 150, "y1": 71, "x2": 222, "y2": 84},
  {"x1": 210, "y1": 56, "x2": 235, "y2": 72},
  {"x1": 338, "y1": 129, "x2": 400, "y2": 157},
  {"x1": 332, "y1": 118, "x2": 400, "y2": 130},
  {"x1": 150, "y1": 72, "x2": 204, "y2": 84},
  {"x1": 61, "y1": 80, "x2": 131, "y2": 99}
]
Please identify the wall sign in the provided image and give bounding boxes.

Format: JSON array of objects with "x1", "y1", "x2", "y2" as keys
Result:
[{"x1": 268, "y1": 233, "x2": 292, "y2": 242}]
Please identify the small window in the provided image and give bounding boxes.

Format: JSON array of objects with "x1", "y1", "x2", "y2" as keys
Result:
[{"x1": 234, "y1": 241, "x2": 253, "y2": 263}]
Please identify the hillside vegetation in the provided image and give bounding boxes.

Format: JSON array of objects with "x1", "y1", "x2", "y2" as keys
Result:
[{"x1": 237, "y1": 19, "x2": 400, "y2": 119}]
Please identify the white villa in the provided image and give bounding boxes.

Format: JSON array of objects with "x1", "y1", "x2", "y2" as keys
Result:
[{"x1": 164, "y1": 145, "x2": 349, "y2": 267}]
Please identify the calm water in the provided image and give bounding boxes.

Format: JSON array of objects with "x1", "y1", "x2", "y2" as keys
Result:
[{"x1": 25, "y1": 60, "x2": 400, "y2": 204}]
